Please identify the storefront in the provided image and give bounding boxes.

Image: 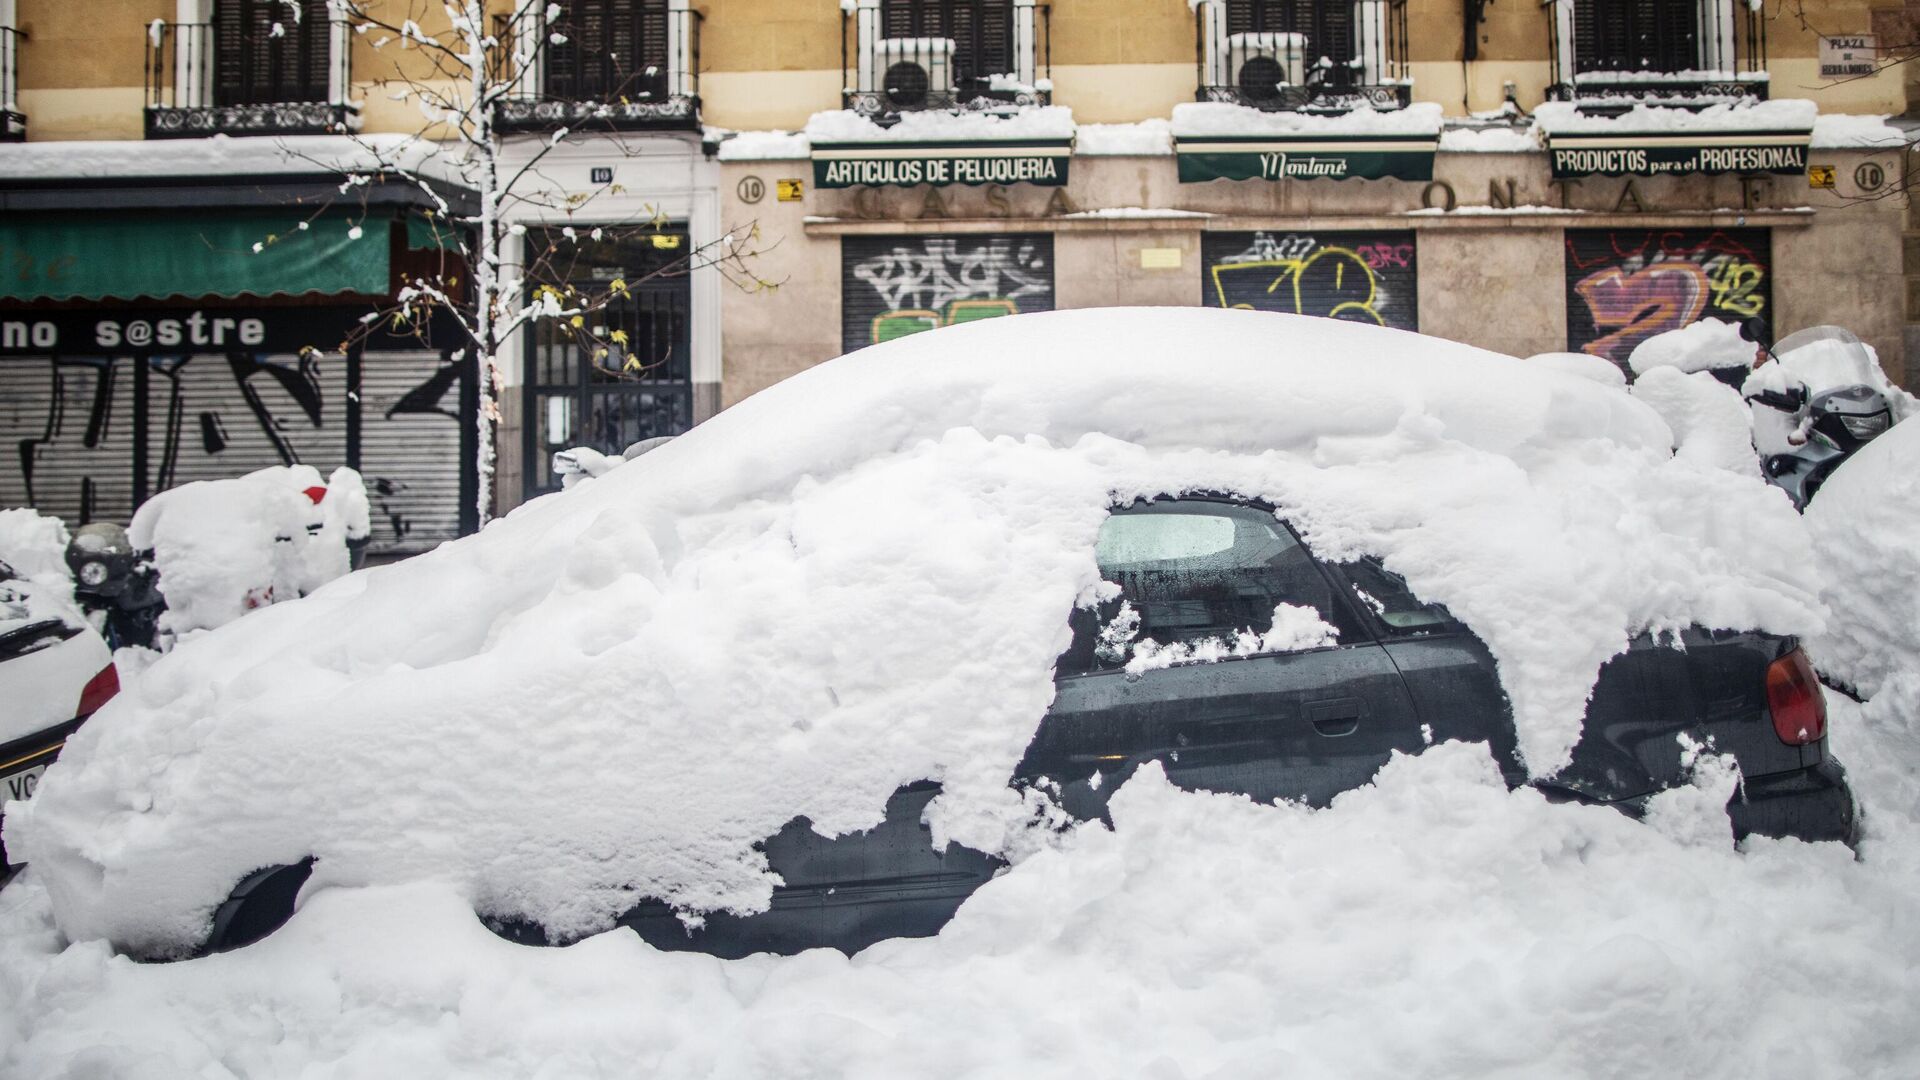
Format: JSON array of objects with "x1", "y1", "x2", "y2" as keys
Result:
[
  {"x1": 718, "y1": 108, "x2": 1905, "y2": 404},
  {"x1": 0, "y1": 184, "x2": 478, "y2": 554}
]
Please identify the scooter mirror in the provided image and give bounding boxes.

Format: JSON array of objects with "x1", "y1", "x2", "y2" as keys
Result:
[{"x1": 1739, "y1": 316, "x2": 1773, "y2": 348}]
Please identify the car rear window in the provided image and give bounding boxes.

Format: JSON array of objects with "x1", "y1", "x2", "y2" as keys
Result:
[{"x1": 1060, "y1": 500, "x2": 1362, "y2": 673}]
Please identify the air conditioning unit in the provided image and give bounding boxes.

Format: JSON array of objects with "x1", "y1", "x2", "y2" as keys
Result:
[
  {"x1": 1228, "y1": 31, "x2": 1306, "y2": 104},
  {"x1": 870, "y1": 36, "x2": 955, "y2": 109}
]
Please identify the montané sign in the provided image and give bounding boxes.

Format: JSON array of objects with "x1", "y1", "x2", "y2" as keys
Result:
[{"x1": 1174, "y1": 133, "x2": 1440, "y2": 183}]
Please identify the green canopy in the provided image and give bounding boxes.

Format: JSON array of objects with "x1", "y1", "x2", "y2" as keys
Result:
[{"x1": 0, "y1": 210, "x2": 391, "y2": 303}]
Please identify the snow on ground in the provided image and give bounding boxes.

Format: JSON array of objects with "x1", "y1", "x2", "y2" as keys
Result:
[{"x1": 12, "y1": 310, "x2": 1919, "y2": 1078}]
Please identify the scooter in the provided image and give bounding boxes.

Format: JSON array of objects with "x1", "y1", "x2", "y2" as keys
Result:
[
  {"x1": 64, "y1": 523, "x2": 166, "y2": 651},
  {"x1": 1738, "y1": 319, "x2": 1898, "y2": 510}
]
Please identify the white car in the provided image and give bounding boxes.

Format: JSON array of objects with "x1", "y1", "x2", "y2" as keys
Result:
[{"x1": 0, "y1": 566, "x2": 117, "y2": 871}]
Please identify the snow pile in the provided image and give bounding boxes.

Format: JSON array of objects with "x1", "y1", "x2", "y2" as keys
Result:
[
  {"x1": 128, "y1": 465, "x2": 365, "y2": 638},
  {"x1": 805, "y1": 106, "x2": 1076, "y2": 143},
  {"x1": 1629, "y1": 368, "x2": 1759, "y2": 475},
  {"x1": 1536, "y1": 98, "x2": 1816, "y2": 135},
  {"x1": 0, "y1": 134, "x2": 449, "y2": 182},
  {"x1": 1438, "y1": 125, "x2": 1538, "y2": 153},
  {"x1": 1118, "y1": 601, "x2": 1339, "y2": 675},
  {"x1": 713, "y1": 130, "x2": 810, "y2": 161},
  {"x1": 1628, "y1": 318, "x2": 1755, "y2": 376},
  {"x1": 1171, "y1": 101, "x2": 1443, "y2": 137},
  {"x1": 1526, "y1": 352, "x2": 1628, "y2": 388},
  {"x1": 0, "y1": 510, "x2": 74, "y2": 597},
  {"x1": 1809, "y1": 114, "x2": 1909, "y2": 149},
  {"x1": 11, "y1": 729, "x2": 1920, "y2": 1077},
  {"x1": 1804, "y1": 417, "x2": 1920, "y2": 697},
  {"x1": 13, "y1": 309, "x2": 1821, "y2": 957},
  {"x1": 1073, "y1": 120, "x2": 1173, "y2": 156}
]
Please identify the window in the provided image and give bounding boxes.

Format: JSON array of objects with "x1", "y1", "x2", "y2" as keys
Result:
[
  {"x1": 544, "y1": 0, "x2": 672, "y2": 102},
  {"x1": 845, "y1": 0, "x2": 1049, "y2": 114},
  {"x1": 1334, "y1": 557, "x2": 1454, "y2": 635},
  {"x1": 1193, "y1": 0, "x2": 1405, "y2": 111},
  {"x1": 213, "y1": 0, "x2": 334, "y2": 107},
  {"x1": 1061, "y1": 501, "x2": 1360, "y2": 673},
  {"x1": 1573, "y1": 0, "x2": 1697, "y2": 75}
]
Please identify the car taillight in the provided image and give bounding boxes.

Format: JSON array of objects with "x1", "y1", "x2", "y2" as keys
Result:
[
  {"x1": 77, "y1": 663, "x2": 119, "y2": 718},
  {"x1": 1766, "y1": 648, "x2": 1826, "y2": 746}
]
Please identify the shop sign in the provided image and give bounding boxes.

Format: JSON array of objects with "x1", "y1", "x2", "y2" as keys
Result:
[
  {"x1": 1820, "y1": 36, "x2": 1877, "y2": 78},
  {"x1": 0, "y1": 307, "x2": 380, "y2": 356},
  {"x1": 811, "y1": 140, "x2": 1073, "y2": 189},
  {"x1": 1175, "y1": 136, "x2": 1439, "y2": 183},
  {"x1": 1546, "y1": 132, "x2": 1811, "y2": 178}
]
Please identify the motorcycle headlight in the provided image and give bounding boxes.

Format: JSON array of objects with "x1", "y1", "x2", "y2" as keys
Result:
[
  {"x1": 1841, "y1": 411, "x2": 1891, "y2": 440},
  {"x1": 78, "y1": 560, "x2": 109, "y2": 587}
]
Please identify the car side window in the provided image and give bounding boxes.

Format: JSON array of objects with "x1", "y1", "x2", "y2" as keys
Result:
[
  {"x1": 1335, "y1": 557, "x2": 1457, "y2": 635},
  {"x1": 1060, "y1": 500, "x2": 1361, "y2": 674}
]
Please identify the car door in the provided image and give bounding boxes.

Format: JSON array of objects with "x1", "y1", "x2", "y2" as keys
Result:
[{"x1": 1019, "y1": 497, "x2": 1427, "y2": 815}]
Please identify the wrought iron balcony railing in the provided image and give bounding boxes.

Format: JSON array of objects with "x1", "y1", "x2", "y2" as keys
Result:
[
  {"x1": 1545, "y1": 0, "x2": 1769, "y2": 113},
  {"x1": 144, "y1": 19, "x2": 355, "y2": 139},
  {"x1": 1192, "y1": 0, "x2": 1411, "y2": 114},
  {"x1": 841, "y1": 1, "x2": 1052, "y2": 118},
  {"x1": 2, "y1": 25, "x2": 25, "y2": 141},
  {"x1": 494, "y1": 3, "x2": 702, "y2": 133}
]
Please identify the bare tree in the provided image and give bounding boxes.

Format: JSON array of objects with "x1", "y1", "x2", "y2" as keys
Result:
[{"x1": 263, "y1": 0, "x2": 777, "y2": 521}]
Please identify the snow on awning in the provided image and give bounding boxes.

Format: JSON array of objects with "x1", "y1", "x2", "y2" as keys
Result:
[
  {"x1": 805, "y1": 107, "x2": 1076, "y2": 189},
  {"x1": 1537, "y1": 100, "x2": 1815, "y2": 179},
  {"x1": 1171, "y1": 102, "x2": 1441, "y2": 183}
]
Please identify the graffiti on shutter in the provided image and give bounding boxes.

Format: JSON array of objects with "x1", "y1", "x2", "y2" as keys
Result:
[
  {"x1": 0, "y1": 346, "x2": 466, "y2": 552},
  {"x1": 0, "y1": 356, "x2": 140, "y2": 526},
  {"x1": 1201, "y1": 231, "x2": 1418, "y2": 331},
  {"x1": 841, "y1": 234, "x2": 1054, "y2": 354},
  {"x1": 1565, "y1": 228, "x2": 1770, "y2": 367},
  {"x1": 359, "y1": 350, "x2": 466, "y2": 553}
]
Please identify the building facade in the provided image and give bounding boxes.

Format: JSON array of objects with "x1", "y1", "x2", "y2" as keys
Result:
[{"x1": 1, "y1": 0, "x2": 1916, "y2": 526}]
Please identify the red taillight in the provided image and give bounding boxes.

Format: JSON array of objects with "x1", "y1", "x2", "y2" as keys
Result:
[
  {"x1": 1766, "y1": 648, "x2": 1827, "y2": 746},
  {"x1": 77, "y1": 663, "x2": 119, "y2": 718},
  {"x1": 303, "y1": 485, "x2": 328, "y2": 505}
]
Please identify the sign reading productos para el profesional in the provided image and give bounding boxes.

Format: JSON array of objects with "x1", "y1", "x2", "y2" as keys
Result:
[{"x1": 1546, "y1": 131, "x2": 1812, "y2": 178}]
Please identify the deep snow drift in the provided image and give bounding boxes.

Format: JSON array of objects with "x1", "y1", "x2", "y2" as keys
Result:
[{"x1": 14, "y1": 309, "x2": 1822, "y2": 958}]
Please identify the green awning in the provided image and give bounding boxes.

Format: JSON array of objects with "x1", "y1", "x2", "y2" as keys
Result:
[
  {"x1": 0, "y1": 211, "x2": 390, "y2": 304},
  {"x1": 1175, "y1": 134, "x2": 1439, "y2": 183}
]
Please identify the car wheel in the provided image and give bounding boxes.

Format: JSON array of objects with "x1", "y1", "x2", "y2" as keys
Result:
[{"x1": 204, "y1": 858, "x2": 314, "y2": 954}]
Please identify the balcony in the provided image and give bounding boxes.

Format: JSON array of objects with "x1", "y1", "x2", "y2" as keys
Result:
[
  {"x1": 1545, "y1": 0, "x2": 1768, "y2": 114},
  {"x1": 144, "y1": 19, "x2": 355, "y2": 139},
  {"x1": 2, "y1": 25, "x2": 24, "y2": 141},
  {"x1": 841, "y1": 0, "x2": 1052, "y2": 118},
  {"x1": 493, "y1": 2, "x2": 702, "y2": 134},
  {"x1": 1192, "y1": 0, "x2": 1410, "y2": 114}
]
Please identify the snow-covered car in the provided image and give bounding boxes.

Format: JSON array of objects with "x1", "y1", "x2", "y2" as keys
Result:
[
  {"x1": 0, "y1": 565, "x2": 118, "y2": 871},
  {"x1": 12, "y1": 308, "x2": 1853, "y2": 961}
]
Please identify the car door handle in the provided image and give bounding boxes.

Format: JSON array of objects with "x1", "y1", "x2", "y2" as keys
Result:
[{"x1": 1305, "y1": 698, "x2": 1362, "y2": 738}]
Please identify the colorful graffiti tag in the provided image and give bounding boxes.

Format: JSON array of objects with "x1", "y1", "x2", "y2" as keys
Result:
[
  {"x1": 1201, "y1": 231, "x2": 1419, "y2": 332},
  {"x1": 841, "y1": 235, "x2": 1055, "y2": 354},
  {"x1": 1565, "y1": 229, "x2": 1771, "y2": 366}
]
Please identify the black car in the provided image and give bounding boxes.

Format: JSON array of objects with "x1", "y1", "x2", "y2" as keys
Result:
[{"x1": 214, "y1": 496, "x2": 1855, "y2": 958}]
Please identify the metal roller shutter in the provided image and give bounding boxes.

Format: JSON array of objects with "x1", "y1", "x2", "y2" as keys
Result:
[
  {"x1": 1201, "y1": 230, "x2": 1418, "y2": 332},
  {"x1": 841, "y1": 233, "x2": 1055, "y2": 355},
  {"x1": 1564, "y1": 227, "x2": 1770, "y2": 367},
  {"x1": 0, "y1": 355, "x2": 140, "y2": 526},
  {"x1": 356, "y1": 350, "x2": 466, "y2": 554},
  {"x1": 146, "y1": 350, "x2": 348, "y2": 494}
]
